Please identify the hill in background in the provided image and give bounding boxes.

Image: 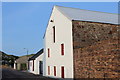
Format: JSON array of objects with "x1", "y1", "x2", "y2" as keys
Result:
[{"x1": 0, "y1": 51, "x2": 34, "y2": 68}]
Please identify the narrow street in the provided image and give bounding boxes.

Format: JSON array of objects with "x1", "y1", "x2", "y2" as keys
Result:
[{"x1": 2, "y1": 68, "x2": 57, "y2": 80}]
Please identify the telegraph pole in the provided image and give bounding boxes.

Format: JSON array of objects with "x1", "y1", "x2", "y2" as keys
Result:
[{"x1": 24, "y1": 48, "x2": 29, "y2": 71}]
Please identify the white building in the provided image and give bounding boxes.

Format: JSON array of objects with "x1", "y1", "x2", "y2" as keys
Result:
[
  {"x1": 43, "y1": 5, "x2": 74, "y2": 79},
  {"x1": 43, "y1": 5, "x2": 118, "y2": 79},
  {"x1": 28, "y1": 49, "x2": 44, "y2": 75}
]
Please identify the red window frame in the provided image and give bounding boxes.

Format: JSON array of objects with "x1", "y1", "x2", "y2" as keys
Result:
[
  {"x1": 53, "y1": 26, "x2": 55, "y2": 43},
  {"x1": 61, "y1": 66, "x2": 64, "y2": 78},
  {"x1": 48, "y1": 66, "x2": 50, "y2": 75},
  {"x1": 48, "y1": 48, "x2": 50, "y2": 58},
  {"x1": 61, "y1": 44, "x2": 64, "y2": 55},
  {"x1": 54, "y1": 66, "x2": 56, "y2": 76}
]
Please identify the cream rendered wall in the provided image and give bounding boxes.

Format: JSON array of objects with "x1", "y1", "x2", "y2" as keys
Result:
[
  {"x1": 44, "y1": 6, "x2": 73, "y2": 78},
  {"x1": 29, "y1": 53, "x2": 43, "y2": 74}
]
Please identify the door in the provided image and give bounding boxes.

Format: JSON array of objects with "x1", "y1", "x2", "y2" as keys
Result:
[
  {"x1": 15, "y1": 63, "x2": 17, "y2": 69},
  {"x1": 39, "y1": 61, "x2": 43, "y2": 75}
]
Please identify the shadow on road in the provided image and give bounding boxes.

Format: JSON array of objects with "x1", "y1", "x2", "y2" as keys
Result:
[{"x1": 2, "y1": 68, "x2": 57, "y2": 80}]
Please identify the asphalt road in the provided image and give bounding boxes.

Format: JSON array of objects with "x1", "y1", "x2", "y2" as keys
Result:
[{"x1": 1, "y1": 68, "x2": 57, "y2": 80}]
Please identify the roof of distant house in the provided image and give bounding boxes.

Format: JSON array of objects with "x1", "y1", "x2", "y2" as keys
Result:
[
  {"x1": 28, "y1": 49, "x2": 43, "y2": 61},
  {"x1": 55, "y1": 6, "x2": 118, "y2": 24},
  {"x1": 15, "y1": 56, "x2": 32, "y2": 63}
]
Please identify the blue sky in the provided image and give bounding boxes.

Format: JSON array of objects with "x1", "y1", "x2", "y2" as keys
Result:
[{"x1": 2, "y1": 2, "x2": 118, "y2": 56}]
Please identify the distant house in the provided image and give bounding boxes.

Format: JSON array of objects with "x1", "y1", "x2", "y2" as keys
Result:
[
  {"x1": 28, "y1": 49, "x2": 44, "y2": 75},
  {"x1": 14, "y1": 56, "x2": 32, "y2": 70},
  {"x1": 43, "y1": 6, "x2": 119, "y2": 78}
]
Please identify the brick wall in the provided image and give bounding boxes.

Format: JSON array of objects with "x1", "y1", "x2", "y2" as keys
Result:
[{"x1": 72, "y1": 21, "x2": 120, "y2": 78}]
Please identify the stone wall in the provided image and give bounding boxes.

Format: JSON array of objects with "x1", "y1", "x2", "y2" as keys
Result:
[{"x1": 72, "y1": 21, "x2": 120, "y2": 78}]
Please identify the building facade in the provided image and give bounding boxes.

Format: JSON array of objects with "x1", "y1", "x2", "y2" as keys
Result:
[
  {"x1": 43, "y1": 6, "x2": 119, "y2": 78},
  {"x1": 43, "y1": 6, "x2": 74, "y2": 78}
]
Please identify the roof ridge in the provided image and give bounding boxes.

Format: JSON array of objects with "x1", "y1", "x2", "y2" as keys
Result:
[
  {"x1": 54, "y1": 5, "x2": 118, "y2": 15},
  {"x1": 28, "y1": 49, "x2": 43, "y2": 61}
]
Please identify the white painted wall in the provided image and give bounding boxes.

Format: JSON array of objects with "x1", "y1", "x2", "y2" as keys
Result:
[
  {"x1": 43, "y1": 6, "x2": 73, "y2": 78},
  {"x1": 29, "y1": 60, "x2": 33, "y2": 73},
  {"x1": 29, "y1": 53, "x2": 44, "y2": 74},
  {"x1": 14, "y1": 61, "x2": 16, "y2": 69}
]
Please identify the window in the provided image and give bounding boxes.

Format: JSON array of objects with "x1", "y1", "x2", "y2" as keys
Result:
[
  {"x1": 53, "y1": 26, "x2": 55, "y2": 43},
  {"x1": 48, "y1": 48, "x2": 49, "y2": 57},
  {"x1": 50, "y1": 20, "x2": 53, "y2": 22},
  {"x1": 48, "y1": 66, "x2": 50, "y2": 75},
  {"x1": 61, "y1": 44, "x2": 64, "y2": 55},
  {"x1": 61, "y1": 66, "x2": 64, "y2": 78},
  {"x1": 54, "y1": 66, "x2": 56, "y2": 76},
  {"x1": 33, "y1": 60, "x2": 34, "y2": 71}
]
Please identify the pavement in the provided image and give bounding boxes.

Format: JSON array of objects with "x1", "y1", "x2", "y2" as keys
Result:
[{"x1": 1, "y1": 68, "x2": 57, "y2": 80}]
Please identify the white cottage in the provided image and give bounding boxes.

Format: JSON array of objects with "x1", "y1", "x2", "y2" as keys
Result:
[
  {"x1": 28, "y1": 49, "x2": 44, "y2": 75},
  {"x1": 43, "y1": 6, "x2": 119, "y2": 79}
]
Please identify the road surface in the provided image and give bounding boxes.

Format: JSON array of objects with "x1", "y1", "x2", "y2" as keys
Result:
[{"x1": 2, "y1": 68, "x2": 57, "y2": 80}]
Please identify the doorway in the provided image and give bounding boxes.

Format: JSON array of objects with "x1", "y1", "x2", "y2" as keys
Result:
[
  {"x1": 20, "y1": 63, "x2": 27, "y2": 70},
  {"x1": 39, "y1": 61, "x2": 43, "y2": 75}
]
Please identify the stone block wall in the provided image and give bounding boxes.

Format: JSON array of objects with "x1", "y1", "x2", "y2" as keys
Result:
[{"x1": 72, "y1": 21, "x2": 120, "y2": 78}]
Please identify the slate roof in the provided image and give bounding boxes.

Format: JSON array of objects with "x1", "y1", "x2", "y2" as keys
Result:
[
  {"x1": 28, "y1": 49, "x2": 43, "y2": 61},
  {"x1": 55, "y1": 6, "x2": 118, "y2": 24},
  {"x1": 16, "y1": 56, "x2": 31, "y2": 64}
]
